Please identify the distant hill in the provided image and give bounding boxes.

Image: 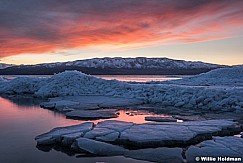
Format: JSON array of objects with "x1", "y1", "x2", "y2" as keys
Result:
[
  {"x1": 0, "y1": 63, "x2": 14, "y2": 69},
  {"x1": 0, "y1": 57, "x2": 226, "y2": 75}
]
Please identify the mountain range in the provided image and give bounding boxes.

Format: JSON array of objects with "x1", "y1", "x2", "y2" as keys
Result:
[
  {"x1": 0, "y1": 63, "x2": 13, "y2": 69},
  {"x1": 0, "y1": 57, "x2": 226, "y2": 75}
]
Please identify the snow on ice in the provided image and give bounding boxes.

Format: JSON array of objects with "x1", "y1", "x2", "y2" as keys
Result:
[
  {"x1": 163, "y1": 66, "x2": 243, "y2": 86},
  {"x1": 0, "y1": 67, "x2": 243, "y2": 112}
]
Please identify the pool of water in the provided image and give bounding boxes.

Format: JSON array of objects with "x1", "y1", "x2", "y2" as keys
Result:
[
  {"x1": 0, "y1": 96, "x2": 158, "y2": 163},
  {"x1": 68, "y1": 109, "x2": 172, "y2": 124}
]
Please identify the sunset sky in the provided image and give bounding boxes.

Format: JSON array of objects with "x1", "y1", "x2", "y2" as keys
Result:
[{"x1": 0, "y1": 0, "x2": 243, "y2": 65}]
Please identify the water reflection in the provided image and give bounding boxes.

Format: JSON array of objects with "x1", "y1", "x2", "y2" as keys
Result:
[
  {"x1": 2, "y1": 74, "x2": 181, "y2": 82},
  {"x1": 69, "y1": 110, "x2": 169, "y2": 125},
  {"x1": 96, "y1": 75, "x2": 181, "y2": 82},
  {"x1": 1, "y1": 94, "x2": 45, "y2": 107}
]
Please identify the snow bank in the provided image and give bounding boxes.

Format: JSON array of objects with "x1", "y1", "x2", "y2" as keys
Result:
[
  {"x1": 0, "y1": 68, "x2": 243, "y2": 112},
  {"x1": 0, "y1": 77, "x2": 44, "y2": 94},
  {"x1": 140, "y1": 67, "x2": 243, "y2": 111},
  {"x1": 0, "y1": 77, "x2": 7, "y2": 83},
  {"x1": 143, "y1": 84, "x2": 243, "y2": 112},
  {"x1": 35, "y1": 71, "x2": 131, "y2": 97},
  {"x1": 0, "y1": 71, "x2": 131, "y2": 97},
  {"x1": 0, "y1": 77, "x2": 7, "y2": 88},
  {"x1": 163, "y1": 67, "x2": 243, "y2": 86}
]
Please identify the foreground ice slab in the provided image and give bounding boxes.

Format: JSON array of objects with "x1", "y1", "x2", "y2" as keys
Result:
[
  {"x1": 66, "y1": 109, "x2": 118, "y2": 120},
  {"x1": 145, "y1": 116, "x2": 177, "y2": 122},
  {"x1": 72, "y1": 138, "x2": 128, "y2": 156},
  {"x1": 124, "y1": 148, "x2": 183, "y2": 163},
  {"x1": 119, "y1": 120, "x2": 241, "y2": 147},
  {"x1": 40, "y1": 96, "x2": 143, "y2": 112},
  {"x1": 36, "y1": 119, "x2": 242, "y2": 148},
  {"x1": 35, "y1": 122, "x2": 94, "y2": 145},
  {"x1": 186, "y1": 136, "x2": 243, "y2": 163}
]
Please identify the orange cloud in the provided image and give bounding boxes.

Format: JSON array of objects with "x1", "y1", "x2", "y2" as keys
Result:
[{"x1": 0, "y1": 0, "x2": 243, "y2": 58}]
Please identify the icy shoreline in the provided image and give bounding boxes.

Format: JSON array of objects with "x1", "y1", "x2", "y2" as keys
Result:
[
  {"x1": 0, "y1": 67, "x2": 243, "y2": 112},
  {"x1": 35, "y1": 119, "x2": 243, "y2": 163}
]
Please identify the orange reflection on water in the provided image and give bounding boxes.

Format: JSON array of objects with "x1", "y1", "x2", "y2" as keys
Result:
[
  {"x1": 72, "y1": 110, "x2": 164, "y2": 125},
  {"x1": 96, "y1": 75, "x2": 181, "y2": 82},
  {"x1": 110, "y1": 110, "x2": 158, "y2": 124}
]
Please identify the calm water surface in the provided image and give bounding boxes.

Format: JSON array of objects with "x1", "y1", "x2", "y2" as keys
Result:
[
  {"x1": 2, "y1": 74, "x2": 182, "y2": 82},
  {"x1": 96, "y1": 75, "x2": 181, "y2": 82},
  {"x1": 0, "y1": 96, "x2": 155, "y2": 163}
]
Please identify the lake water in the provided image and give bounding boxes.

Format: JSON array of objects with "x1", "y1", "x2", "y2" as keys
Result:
[
  {"x1": 0, "y1": 96, "x2": 165, "y2": 163},
  {"x1": 96, "y1": 75, "x2": 181, "y2": 82},
  {"x1": 2, "y1": 74, "x2": 182, "y2": 82}
]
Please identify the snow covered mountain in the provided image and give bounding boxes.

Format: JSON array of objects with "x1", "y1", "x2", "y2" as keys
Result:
[
  {"x1": 0, "y1": 57, "x2": 225, "y2": 75},
  {"x1": 41, "y1": 57, "x2": 222, "y2": 69},
  {"x1": 0, "y1": 63, "x2": 13, "y2": 69}
]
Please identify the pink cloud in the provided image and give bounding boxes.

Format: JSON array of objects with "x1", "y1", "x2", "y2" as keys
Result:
[{"x1": 0, "y1": 0, "x2": 243, "y2": 58}]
